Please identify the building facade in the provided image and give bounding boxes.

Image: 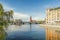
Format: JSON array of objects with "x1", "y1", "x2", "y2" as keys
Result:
[{"x1": 46, "y1": 7, "x2": 60, "y2": 24}]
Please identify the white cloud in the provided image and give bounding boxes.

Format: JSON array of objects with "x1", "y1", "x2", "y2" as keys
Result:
[
  {"x1": 0, "y1": 2, "x2": 45, "y2": 21},
  {"x1": 13, "y1": 12, "x2": 30, "y2": 21},
  {"x1": 14, "y1": 12, "x2": 29, "y2": 19},
  {"x1": 32, "y1": 17, "x2": 40, "y2": 20},
  {"x1": 32, "y1": 16, "x2": 44, "y2": 21},
  {"x1": 3, "y1": 5, "x2": 14, "y2": 11},
  {"x1": 32, "y1": 13, "x2": 45, "y2": 21},
  {"x1": 0, "y1": 2, "x2": 30, "y2": 21}
]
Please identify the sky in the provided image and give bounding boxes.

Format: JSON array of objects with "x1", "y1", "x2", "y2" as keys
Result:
[{"x1": 0, "y1": 0, "x2": 60, "y2": 21}]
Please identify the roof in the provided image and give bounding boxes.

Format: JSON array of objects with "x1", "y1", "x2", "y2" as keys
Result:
[{"x1": 50, "y1": 7, "x2": 60, "y2": 11}]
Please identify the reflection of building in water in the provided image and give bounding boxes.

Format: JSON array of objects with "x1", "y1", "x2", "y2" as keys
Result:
[
  {"x1": 30, "y1": 24, "x2": 32, "y2": 31},
  {"x1": 46, "y1": 7, "x2": 60, "y2": 24},
  {"x1": 46, "y1": 28, "x2": 60, "y2": 40}
]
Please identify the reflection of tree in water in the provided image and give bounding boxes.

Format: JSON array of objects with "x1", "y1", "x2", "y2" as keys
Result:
[{"x1": 0, "y1": 26, "x2": 7, "y2": 40}]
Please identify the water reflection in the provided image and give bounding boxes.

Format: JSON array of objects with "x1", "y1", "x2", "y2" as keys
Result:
[
  {"x1": 30, "y1": 24, "x2": 32, "y2": 31},
  {"x1": 6, "y1": 24, "x2": 45, "y2": 40},
  {"x1": 1, "y1": 24, "x2": 60, "y2": 40},
  {"x1": 46, "y1": 27, "x2": 60, "y2": 40}
]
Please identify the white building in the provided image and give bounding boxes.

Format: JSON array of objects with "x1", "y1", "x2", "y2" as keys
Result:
[{"x1": 46, "y1": 7, "x2": 60, "y2": 24}]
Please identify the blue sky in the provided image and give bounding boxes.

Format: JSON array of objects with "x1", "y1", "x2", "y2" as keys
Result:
[{"x1": 0, "y1": 0, "x2": 60, "y2": 21}]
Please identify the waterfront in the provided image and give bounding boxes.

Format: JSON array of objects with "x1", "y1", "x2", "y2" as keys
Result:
[
  {"x1": 40, "y1": 24, "x2": 60, "y2": 40},
  {"x1": 0, "y1": 24, "x2": 60, "y2": 40}
]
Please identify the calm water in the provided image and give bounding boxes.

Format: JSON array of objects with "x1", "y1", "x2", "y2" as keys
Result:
[
  {"x1": 1, "y1": 24, "x2": 60, "y2": 40},
  {"x1": 6, "y1": 24, "x2": 46, "y2": 40}
]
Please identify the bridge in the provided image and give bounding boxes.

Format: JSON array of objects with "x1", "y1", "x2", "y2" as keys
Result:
[{"x1": 13, "y1": 16, "x2": 39, "y2": 25}]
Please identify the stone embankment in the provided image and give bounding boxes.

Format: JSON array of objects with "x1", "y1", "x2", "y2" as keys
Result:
[{"x1": 40, "y1": 24, "x2": 60, "y2": 30}]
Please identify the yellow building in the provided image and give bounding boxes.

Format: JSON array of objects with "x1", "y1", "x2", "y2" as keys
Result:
[{"x1": 46, "y1": 7, "x2": 60, "y2": 24}]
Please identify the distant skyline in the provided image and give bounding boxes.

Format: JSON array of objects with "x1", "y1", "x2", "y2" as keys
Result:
[{"x1": 0, "y1": 0, "x2": 60, "y2": 21}]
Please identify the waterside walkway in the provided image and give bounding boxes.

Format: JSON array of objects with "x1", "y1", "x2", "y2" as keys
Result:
[{"x1": 40, "y1": 24, "x2": 60, "y2": 30}]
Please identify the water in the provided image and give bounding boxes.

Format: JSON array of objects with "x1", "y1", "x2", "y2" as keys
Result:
[
  {"x1": 1, "y1": 24, "x2": 60, "y2": 40},
  {"x1": 46, "y1": 27, "x2": 60, "y2": 40},
  {"x1": 6, "y1": 24, "x2": 46, "y2": 40}
]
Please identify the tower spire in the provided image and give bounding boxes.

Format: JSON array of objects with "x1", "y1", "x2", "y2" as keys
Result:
[{"x1": 30, "y1": 16, "x2": 32, "y2": 23}]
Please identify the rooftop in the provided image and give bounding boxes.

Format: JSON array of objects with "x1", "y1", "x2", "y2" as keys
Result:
[{"x1": 50, "y1": 7, "x2": 60, "y2": 11}]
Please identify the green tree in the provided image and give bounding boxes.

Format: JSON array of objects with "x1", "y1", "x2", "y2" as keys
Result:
[
  {"x1": 0, "y1": 4, "x2": 14, "y2": 40},
  {"x1": 0, "y1": 4, "x2": 4, "y2": 26},
  {"x1": 8, "y1": 10, "x2": 14, "y2": 24},
  {"x1": 0, "y1": 4, "x2": 7, "y2": 40},
  {"x1": 0, "y1": 4, "x2": 14, "y2": 26}
]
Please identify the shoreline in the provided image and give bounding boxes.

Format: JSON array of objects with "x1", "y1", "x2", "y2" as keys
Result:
[{"x1": 40, "y1": 24, "x2": 60, "y2": 30}]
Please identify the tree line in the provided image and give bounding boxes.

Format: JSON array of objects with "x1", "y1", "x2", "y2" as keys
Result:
[{"x1": 0, "y1": 4, "x2": 14, "y2": 27}]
